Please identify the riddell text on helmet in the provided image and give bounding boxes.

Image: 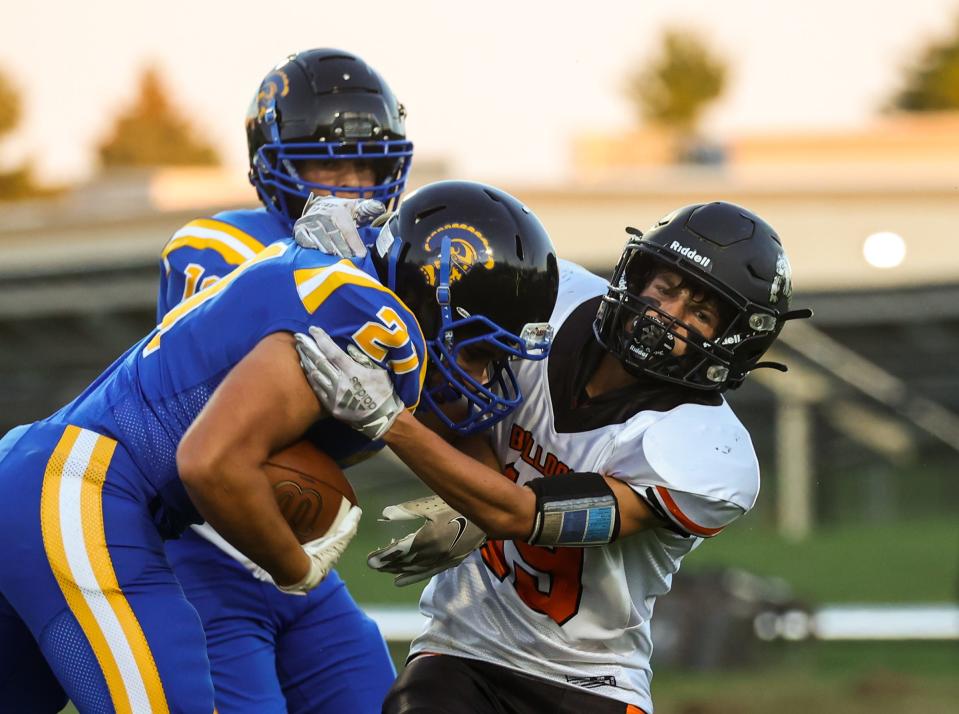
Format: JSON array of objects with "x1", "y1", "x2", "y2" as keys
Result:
[{"x1": 668, "y1": 241, "x2": 711, "y2": 269}]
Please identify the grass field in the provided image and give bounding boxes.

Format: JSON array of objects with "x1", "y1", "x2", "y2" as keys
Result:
[
  {"x1": 650, "y1": 641, "x2": 959, "y2": 714},
  {"x1": 676, "y1": 513, "x2": 959, "y2": 603},
  {"x1": 339, "y1": 478, "x2": 959, "y2": 606}
]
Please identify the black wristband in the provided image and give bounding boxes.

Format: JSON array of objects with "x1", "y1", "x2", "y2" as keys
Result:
[{"x1": 526, "y1": 473, "x2": 621, "y2": 547}]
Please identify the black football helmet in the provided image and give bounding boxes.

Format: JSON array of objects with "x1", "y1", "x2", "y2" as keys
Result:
[
  {"x1": 594, "y1": 202, "x2": 812, "y2": 391},
  {"x1": 371, "y1": 180, "x2": 560, "y2": 434},
  {"x1": 246, "y1": 48, "x2": 413, "y2": 228}
]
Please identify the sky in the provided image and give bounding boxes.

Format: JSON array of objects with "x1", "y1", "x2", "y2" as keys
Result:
[{"x1": 3, "y1": 0, "x2": 958, "y2": 185}]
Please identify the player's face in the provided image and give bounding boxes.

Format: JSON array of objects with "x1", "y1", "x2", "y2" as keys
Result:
[
  {"x1": 632, "y1": 268, "x2": 722, "y2": 356},
  {"x1": 454, "y1": 343, "x2": 499, "y2": 385},
  {"x1": 417, "y1": 343, "x2": 498, "y2": 435},
  {"x1": 297, "y1": 160, "x2": 378, "y2": 197},
  {"x1": 424, "y1": 343, "x2": 495, "y2": 391}
]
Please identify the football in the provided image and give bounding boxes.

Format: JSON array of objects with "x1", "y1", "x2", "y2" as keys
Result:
[{"x1": 264, "y1": 440, "x2": 357, "y2": 544}]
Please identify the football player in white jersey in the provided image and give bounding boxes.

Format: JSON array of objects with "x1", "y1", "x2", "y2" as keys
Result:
[{"x1": 294, "y1": 201, "x2": 811, "y2": 713}]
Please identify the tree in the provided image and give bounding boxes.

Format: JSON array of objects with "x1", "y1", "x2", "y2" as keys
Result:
[
  {"x1": 0, "y1": 68, "x2": 21, "y2": 139},
  {"x1": 626, "y1": 30, "x2": 728, "y2": 135},
  {"x1": 0, "y1": 167, "x2": 34, "y2": 200},
  {"x1": 889, "y1": 17, "x2": 959, "y2": 111},
  {"x1": 0, "y1": 67, "x2": 36, "y2": 200},
  {"x1": 98, "y1": 66, "x2": 219, "y2": 167}
]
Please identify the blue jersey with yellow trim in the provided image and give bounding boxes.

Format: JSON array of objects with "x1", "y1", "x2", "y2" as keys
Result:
[
  {"x1": 54, "y1": 243, "x2": 426, "y2": 534},
  {"x1": 157, "y1": 208, "x2": 283, "y2": 321},
  {"x1": 158, "y1": 207, "x2": 380, "y2": 321}
]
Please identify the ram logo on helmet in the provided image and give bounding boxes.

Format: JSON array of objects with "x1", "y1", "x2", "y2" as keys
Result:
[
  {"x1": 254, "y1": 69, "x2": 290, "y2": 122},
  {"x1": 421, "y1": 223, "x2": 495, "y2": 286}
]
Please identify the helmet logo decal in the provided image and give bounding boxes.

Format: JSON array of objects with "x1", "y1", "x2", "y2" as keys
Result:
[
  {"x1": 668, "y1": 241, "x2": 711, "y2": 269},
  {"x1": 769, "y1": 252, "x2": 793, "y2": 304},
  {"x1": 421, "y1": 223, "x2": 495, "y2": 286},
  {"x1": 256, "y1": 69, "x2": 290, "y2": 121},
  {"x1": 628, "y1": 315, "x2": 676, "y2": 362}
]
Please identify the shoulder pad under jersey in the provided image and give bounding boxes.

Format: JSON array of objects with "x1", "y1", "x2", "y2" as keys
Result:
[
  {"x1": 293, "y1": 256, "x2": 427, "y2": 409},
  {"x1": 550, "y1": 259, "x2": 608, "y2": 327},
  {"x1": 630, "y1": 402, "x2": 759, "y2": 537}
]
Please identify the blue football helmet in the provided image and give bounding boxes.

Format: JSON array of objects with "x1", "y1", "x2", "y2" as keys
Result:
[
  {"x1": 246, "y1": 49, "x2": 413, "y2": 228},
  {"x1": 371, "y1": 181, "x2": 560, "y2": 435}
]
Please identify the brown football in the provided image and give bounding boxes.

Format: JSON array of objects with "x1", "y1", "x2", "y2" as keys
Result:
[{"x1": 264, "y1": 440, "x2": 357, "y2": 544}]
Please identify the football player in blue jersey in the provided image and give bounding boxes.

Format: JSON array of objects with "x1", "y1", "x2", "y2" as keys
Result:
[
  {"x1": 158, "y1": 48, "x2": 411, "y2": 713},
  {"x1": 0, "y1": 180, "x2": 559, "y2": 714},
  {"x1": 157, "y1": 48, "x2": 412, "y2": 318}
]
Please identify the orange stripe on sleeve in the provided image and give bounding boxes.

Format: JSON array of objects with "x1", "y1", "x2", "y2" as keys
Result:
[{"x1": 655, "y1": 486, "x2": 724, "y2": 538}]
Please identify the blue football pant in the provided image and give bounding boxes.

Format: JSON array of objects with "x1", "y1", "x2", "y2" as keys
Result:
[
  {"x1": 0, "y1": 423, "x2": 216, "y2": 713},
  {"x1": 167, "y1": 530, "x2": 396, "y2": 713},
  {"x1": 0, "y1": 592, "x2": 68, "y2": 713}
]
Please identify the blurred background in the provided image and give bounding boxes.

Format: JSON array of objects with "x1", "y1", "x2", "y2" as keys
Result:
[{"x1": 2, "y1": 1, "x2": 957, "y2": 712}]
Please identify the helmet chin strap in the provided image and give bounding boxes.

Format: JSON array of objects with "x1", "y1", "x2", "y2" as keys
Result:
[
  {"x1": 386, "y1": 231, "x2": 454, "y2": 347},
  {"x1": 435, "y1": 235, "x2": 454, "y2": 348},
  {"x1": 261, "y1": 100, "x2": 286, "y2": 167},
  {"x1": 386, "y1": 236, "x2": 403, "y2": 293},
  {"x1": 261, "y1": 95, "x2": 304, "y2": 218}
]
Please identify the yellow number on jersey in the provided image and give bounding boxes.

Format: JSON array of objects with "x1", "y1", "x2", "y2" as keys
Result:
[
  {"x1": 352, "y1": 306, "x2": 420, "y2": 375},
  {"x1": 181, "y1": 263, "x2": 222, "y2": 302},
  {"x1": 143, "y1": 243, "x2": 288, "y2": 357}
]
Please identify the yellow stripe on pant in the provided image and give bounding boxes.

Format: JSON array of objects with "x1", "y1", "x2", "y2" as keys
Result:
[{"x1": 40, "y1": 425, "x2": 169, "y2": 714}]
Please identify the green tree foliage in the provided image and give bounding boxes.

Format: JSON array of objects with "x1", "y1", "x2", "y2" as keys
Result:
[
  {"x1": 0, "y1": 167, "x2": 34, "y2": 200},
  {"x1": 0, "y1": 67, "x2": 37, "y2": 200},
  {"x1": 0, "y1": 68, "x2": 21, "y2": 139},
  {"x1": 889, "y1": 18, "x2": 959, "y2": 111},
  {"x1": 98, "y1": 66, "x2": 219, "y2": 167},
  {"x1": 626, "y1": 30, "x2": 728, "y2": 133}
]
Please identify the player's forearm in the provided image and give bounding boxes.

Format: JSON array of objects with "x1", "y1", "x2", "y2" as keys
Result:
[
  {"x1": 179, "y1": 457, "x2": 310, "y2": 586},
  {"x1": 176, "y1": 331, "x2": 325, "y2": 585},
  {"x1": 383, "y1": 411, "x2": 535, "y2": 539}
]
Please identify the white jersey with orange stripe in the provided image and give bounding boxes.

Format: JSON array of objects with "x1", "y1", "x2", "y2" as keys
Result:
[{"x1": 410, "y1": 260, "x2": 760, "y2": 712}]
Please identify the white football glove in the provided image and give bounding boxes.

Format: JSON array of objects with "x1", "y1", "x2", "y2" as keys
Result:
[
  {"x1": 294, "y1": 326, "x2": 405, "y2": 441},
  {"x1": 276, "y1": 502, "x2": 362, "y2": 595},
  {"x1": 368, "y1": 495, "x2": 487, "y2": 587},
  {"x1": 293, "y1": 195, "x2": 385, "y2": 258}
]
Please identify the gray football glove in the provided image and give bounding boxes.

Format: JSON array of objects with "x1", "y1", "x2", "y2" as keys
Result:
[
  {"x1": 276, "y1": 503, "x2": 362, "y2": 595},
  {"x1": 293, "y1": 195, "x2": 385, "y2": 258},
  {"x1": 294, "y1": 326, "x2": 404, "y2": 441},
  {"x1": 368, "y1": 495, "x2": 487, "y2": 587}
]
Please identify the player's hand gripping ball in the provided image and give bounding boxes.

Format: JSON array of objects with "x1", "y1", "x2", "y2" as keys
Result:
[
  {"x1": 265, "y1": 440, "x2": 363, "y2": 595},
  {"x1": 264, "y1": 440, "x2": 357, "y2": 544}
]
